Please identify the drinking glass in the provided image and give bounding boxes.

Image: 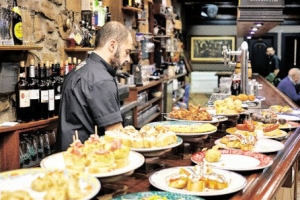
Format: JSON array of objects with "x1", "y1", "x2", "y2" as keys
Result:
[
  {"x1": 20, "y1": 138, "x2": 30, "y2": 165},
  {"x1": 37, "y1": 132, "x2": 45, "y2": 158},
  {"x1": 28, "y1": 135, "x2": 38, "y2": 161},
  {"x1": 43, "y1": 131, "x2": 51, "y2": 156}
]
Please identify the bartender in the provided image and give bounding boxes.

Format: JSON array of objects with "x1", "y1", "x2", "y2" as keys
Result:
[{"x1": 56, "y1": 21, "x2": 133, "y2": 151}]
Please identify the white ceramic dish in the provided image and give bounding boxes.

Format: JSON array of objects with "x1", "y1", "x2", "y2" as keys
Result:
[
  {"x1": 214, "y1": 138, "x2": 284, "y2": 153},
  {"x1": 149, "y1": 166, "x2": 247, "y2": 196},
  {"x1": 191, "y1": 149, "x2": 273, "y2": 171},
  {"x1": 0, "y1": 168, "x2": 100, "y2": 200},
  {"x1": 40, "y1": 151, "x2": 144, "y2": 178}
]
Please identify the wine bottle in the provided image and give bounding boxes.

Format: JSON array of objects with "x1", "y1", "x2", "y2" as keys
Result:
[
  {"x1": 54, "y1": 61, "x2": 63, "y2": 115},
  {"x1": 68, "y1": 57, "x2": 73, "y2": 71},
  {"x1": 46, "y1": 61, "x2": 55, "y2": 118},
  {"x1": 16, "y1": 61, "x2": 30, "y2": 122},
  {"x1": 64, "y1": 59, "x2": 70, "y2": 77},
  {"x1": 11, "y1": 0, "x2": 23, "y2": 45},
  {"x1": 28, "y1": 59, "x2": 40, "y2": 121},
  {"x1": 72, "y1": 57, "x2": 77, "y2": 67},
  {"x1": 39, "y1": 61, "x2": 49, "y2": 119}
]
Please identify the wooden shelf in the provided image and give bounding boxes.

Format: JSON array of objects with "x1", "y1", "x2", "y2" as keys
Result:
[
  {"x1": 153, "y1": 35, "x2": 171, "y2": 38},
  {"x1": 0, "y1": 45, "x2": 42, "y2": 51},
  {"x1": 137, "y1": 97, "x2": 161, "y2": 112},
  {"x1": 0, "y1": 117, "x2": 58, "y2": 134},
  {"x1": 122, "y1": 6, "x2": 142, "y2": 13},
  {"x1": 130, "y1": 80, "x2": 163, "y2": 92},
  {"x1": 64, "y1": 47, "x2": 94, "y2": 52}
]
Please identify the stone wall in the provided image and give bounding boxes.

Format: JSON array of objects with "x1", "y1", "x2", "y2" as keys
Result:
[{"x1": 0, "y1": 0, "x2": 82, "y2": 123}]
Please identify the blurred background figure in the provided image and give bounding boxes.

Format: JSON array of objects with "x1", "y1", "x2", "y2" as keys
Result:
[
  {"x1": 277, "y1": 68, "x2": 300, "y2": 106},
  {"x1": 265, "y1": 46, "x2": 282, "y2": 86}
]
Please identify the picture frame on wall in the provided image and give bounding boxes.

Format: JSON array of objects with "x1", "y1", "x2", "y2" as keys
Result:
[{"x1": 190, "y1": 36, "x2": 236, "y2": 62}]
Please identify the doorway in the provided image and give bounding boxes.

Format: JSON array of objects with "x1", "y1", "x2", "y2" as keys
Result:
[
  {"x1": 281, "y1": 33, "x2": 300, "y2": 77},
  {"x1": 247, "y1": 33, "x2": 278, "y2": 77}
]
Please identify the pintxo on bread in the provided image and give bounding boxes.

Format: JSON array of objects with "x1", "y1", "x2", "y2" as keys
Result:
[
  {"x1": 63, "y1": 130, "x2": 130, "y2": 174},
  {"x1": 105, "y1": 125, "x2": 178, "y2": 149}
]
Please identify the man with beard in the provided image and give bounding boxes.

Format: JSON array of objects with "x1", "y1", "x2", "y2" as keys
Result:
[
  {"x1": 56, "y1": 21, "x2": 133, "y2": 151},
  {"x1": 265, "y1": 46, "x2": 282, "y2": 85}
]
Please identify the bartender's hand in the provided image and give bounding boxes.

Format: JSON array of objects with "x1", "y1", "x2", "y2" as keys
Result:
[
  {"x1": 274, "y1": 69, "x2": 279, "y2": 76},
  {"x1": 105, "y1": 122, "x2": 123, "y2": 131}
]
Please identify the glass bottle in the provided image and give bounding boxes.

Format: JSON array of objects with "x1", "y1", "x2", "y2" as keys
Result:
[
  {"x1": 28, "y1": 59, "x2": 40, "y2": 121},
  {"x1": 16, "y1": 61, "x2": 31, "y2": 122},
  {"x1": 39, "y1": 61, "x2": 49, "y2": 119},
  {"x1": 11, "y1": 0, "x2": 23, "y2": 45},
  {"x1": 54, "y1": 61, "x2": 63, "y2": 115},
  {"x1": 46, "y1": 61, "x2": 55, "y2": 118}
]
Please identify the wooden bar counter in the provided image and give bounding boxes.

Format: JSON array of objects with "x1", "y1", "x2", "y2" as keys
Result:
[{"x1": 98, "y1": 74, "x2": 300, "y2": 200}]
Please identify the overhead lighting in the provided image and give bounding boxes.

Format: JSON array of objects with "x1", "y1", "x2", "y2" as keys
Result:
[
  {"x1": 254, "y1": 23, "x2": 263, "y2": 27},
  {"x1": 251, "y1": 27, "x2": 258, "y2": 31},
  {"x1": 250, "y1": 31, "x2": 255, "y2": 34},
  {"x1": 247, "y1": 35, "x2": 252, "y2": 39}
]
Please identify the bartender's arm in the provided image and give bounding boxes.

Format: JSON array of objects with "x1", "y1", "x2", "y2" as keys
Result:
[
  {"x1": 105, "y1": 123, "x2": 123, "y2": 131},
  {"x1": 273, "y1": 57, "x2": 280, "y2": 76}
]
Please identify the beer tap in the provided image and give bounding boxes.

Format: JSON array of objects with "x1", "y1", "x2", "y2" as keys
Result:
[{"x1": 222, "y1": 41, "x2": 249, "y2": 94}]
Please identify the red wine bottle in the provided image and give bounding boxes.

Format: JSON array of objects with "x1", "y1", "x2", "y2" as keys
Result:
[
  {"x1": 39, "y1": 61, "x2": 49, "y2": 119},
  {"x1": 46, "y1": 61, "x2": 55, "y2": 118},
  {"x1": 16, "y1": 61, "x2": 30, "y2": 122},
  {"x1": 28, "y1": 59, "x2": 40, "y2": 121}
]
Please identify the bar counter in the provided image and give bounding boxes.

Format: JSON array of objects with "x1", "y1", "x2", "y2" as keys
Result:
[{"x1": 98, "y1": 74, "x2": 300, "y2": 200}]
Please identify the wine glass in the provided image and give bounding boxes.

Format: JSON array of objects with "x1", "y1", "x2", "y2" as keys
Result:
[
  {"x1": 37, "y1": 132, "x2": 45, "y2": 158},
  {"x1": 43, "y1": 131, "x2": 51, "y2": 156},
  {"x1": 20, "y1": 137, "x2": 30, "y2": 165}
]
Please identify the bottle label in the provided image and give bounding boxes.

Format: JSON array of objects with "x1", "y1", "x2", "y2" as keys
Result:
[
  {"x1": 41, "y1": 90, "x2": 49, "y2": 103},
  {"x1": 55, "y1": 94, "x2": 61, "y2": 100},
  {"x1": 19, "y1": 90, "x2": 30, "y2": 108},
  {"x1": 56, "y1": 85, "x2": 61, "y2": 93},
  {"x1": 14, "y1": 22, "x2": 23, "y2": 40},
  {"x1": 30, "y1": 89, "x2": 39, "y2": 100},
  {"x1": 48, "y1": 89, "x2": 55, "y2": 111}
]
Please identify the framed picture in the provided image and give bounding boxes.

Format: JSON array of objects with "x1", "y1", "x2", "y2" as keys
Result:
[{"x1": 190, "y1": 36, "x2": 236, "y2": 62}]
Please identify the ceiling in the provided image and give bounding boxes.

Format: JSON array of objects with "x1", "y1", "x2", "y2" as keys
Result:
[{"x1": 180, "y1": 0, "x2": 300, "y2": 38}]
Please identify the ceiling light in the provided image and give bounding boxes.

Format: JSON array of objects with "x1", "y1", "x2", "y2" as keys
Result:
[
  {"x1": 247, "y1": 35, "x2": 252, "y2": 39},
  {"x1": 255, "y1": 23, "x2": 263, "y2": 27},
  {"x1": 251, "y1": 27, "x2": 258, "y2": 31},
  {"x1": 250, "y1": 31, "x2": 255, "y2": 34}
]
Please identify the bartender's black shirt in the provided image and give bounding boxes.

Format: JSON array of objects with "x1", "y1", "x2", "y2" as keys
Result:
[{"x1": 56, "y1": 52, "x2": 122, "y2": 151}]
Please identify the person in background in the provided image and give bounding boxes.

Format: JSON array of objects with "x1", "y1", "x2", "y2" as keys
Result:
[
  {"x1": 277, "y1": 68, "x2": 300, "y2": 106},
  {"x1": 56, "y1": 21, "x2": 133, "y2": 151},
  {"x1": 265, "y1": 46, "x2": 282, "y2": 85}
]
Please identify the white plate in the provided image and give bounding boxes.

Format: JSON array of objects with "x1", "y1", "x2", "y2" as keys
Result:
[
  {"x1": 113, "y1": 191, "x2": 203, "y2": 200},
  {"x1": 215, "y1": 138, "x2": 284, "y2": 153},
  {"x1": 149, "y1": 166, "x2": 247, "y2": 196},
  {"x1": 226, "y1": 127, "x2": 288, "y2": 140},
  {"x1": 175, "y1": 130, "x2": 217, "y2": 137},
  {"x1": 279, "y1": 121, "x2": 300, "y2": 130},
  {"x1": 191, "y1": 149, "x2": 273, "y2": 171},
  {"x1": 0, "y1": 168, "x2": 100, "y2": 200},
  {"x1": 164, "y1": 116, "x2": 228, "y2": 123},
  {"x1": 291, "y1": 109, "x2": 300, "y2": 115},
  {"x1": 206, "y1": 109, "x2": 249, "y2": 116},
  {"x1": 277, "y1": 114, "x2": 300, "y2": 121},
  {"x1": 131, "y1": 137, "x2": 183, "y2": 152},
  {"x1": 256, "y1": 130, "x2": 288, "y2": 140},
  {"x1": 147, "y1": 121, "x2": 217, "y2": 137},
  {"x1": 40, "y1": 151, "x2": 145, "y2": 178}
]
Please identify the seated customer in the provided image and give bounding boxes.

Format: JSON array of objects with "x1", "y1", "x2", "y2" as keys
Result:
[{"x1": 277, "y1": 68, "x2": 300, "y2": 106}]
